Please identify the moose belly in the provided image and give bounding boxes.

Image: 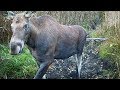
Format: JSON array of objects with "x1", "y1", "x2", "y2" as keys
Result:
[{"x1": 54, "y1": 42, "x2": 77, "y2": 59}]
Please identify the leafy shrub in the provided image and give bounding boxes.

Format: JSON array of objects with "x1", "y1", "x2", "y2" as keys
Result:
[
  {"x1": 91, "y1": 21, "x2": 120, "y2": 78},
  {"x1": 0, "y1": 44, "x2": 38, "y2": 79}
]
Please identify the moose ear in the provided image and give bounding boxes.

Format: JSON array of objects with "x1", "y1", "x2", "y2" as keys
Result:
[
  {"x1": 24, "y1": 11, "x2": 34, "y2": 18},
  {"x1": 7, "y1": 11, "x2": 15, "y2": 20}
]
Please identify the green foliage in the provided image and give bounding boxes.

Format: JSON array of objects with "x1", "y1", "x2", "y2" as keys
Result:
[
  {"x1": 96, "y1": 25, "x2": 120, "y2": 60},
  {"x1": 0, "y1": 44, "x2": 38, "y2": 79},
  {"x1": 99, "y1": 42, "x2": 120, "y2": 60},
  {"x1": 91, "y1": 22, "x2": 120, "y2": 78}
]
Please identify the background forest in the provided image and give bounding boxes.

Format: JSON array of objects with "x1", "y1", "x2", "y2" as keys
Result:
[{"x1": 0, "y1": 11, "x2": 120, "y2": 79}]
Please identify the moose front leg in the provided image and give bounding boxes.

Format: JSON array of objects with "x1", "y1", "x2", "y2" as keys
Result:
[
  {"x1": 34, "y1": 60, "x2": 53, "y2": 79},
  {"x1": 35, "y1": 60, "x2": 46, "y2": 79}
]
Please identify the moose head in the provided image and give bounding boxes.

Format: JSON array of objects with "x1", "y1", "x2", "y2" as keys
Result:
[{"x1": 8, "y1": 11, "x2": 35, "y2": 55}]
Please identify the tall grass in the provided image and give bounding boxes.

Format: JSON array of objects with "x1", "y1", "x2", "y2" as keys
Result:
[{"x1": 91, "y1": 11, "x2": 120, "y2": 78}]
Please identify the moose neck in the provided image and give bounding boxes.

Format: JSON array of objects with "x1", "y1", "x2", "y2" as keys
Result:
[{"x1": 26, "y1": 20, "x2": 37, "y2": 50}]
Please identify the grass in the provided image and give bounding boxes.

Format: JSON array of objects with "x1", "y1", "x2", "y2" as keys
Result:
[
  {"x1": 91, "y1": 20, "x2": 120, "y2": 78},
  {"x1": 0, "y1": 44, "x2": 38, "y2": 79}
]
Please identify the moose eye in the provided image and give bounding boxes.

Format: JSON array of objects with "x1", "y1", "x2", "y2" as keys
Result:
[
  {"x1": 23, "y1": 24, "x2": 29, "y2": 33},
  {"x1": 23, "y1": 24, "x2": 28, "y2": 29}
]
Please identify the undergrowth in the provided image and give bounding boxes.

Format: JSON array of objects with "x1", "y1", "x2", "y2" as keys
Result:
[
  {"x1": 91, "y1": 22, "x2": 120, "y2": 78},
  {"x1": 0, "y1": 44, "x2": 38, "y2": 79}
]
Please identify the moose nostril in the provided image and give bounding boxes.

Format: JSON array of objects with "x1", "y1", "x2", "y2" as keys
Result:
[
  {"x1": 19, "y1": 48, "x2": 22, "y2": 53},
  {"x1": 10, "y1": 42, "x2": 17, "y2": 50}
]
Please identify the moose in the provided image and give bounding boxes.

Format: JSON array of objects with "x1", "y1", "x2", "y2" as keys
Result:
[{"x1": 8, "y1": 11, "x2": 87, "y2": 79}]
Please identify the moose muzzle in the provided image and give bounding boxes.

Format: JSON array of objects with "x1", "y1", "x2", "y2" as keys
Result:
[{"x1": 10, "y1": 42, "x2": 23, "y2": 55}]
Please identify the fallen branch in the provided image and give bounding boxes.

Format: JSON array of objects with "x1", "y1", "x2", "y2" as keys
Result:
[{"x1": 86, "y1": 38, "x2": 108, "y2": 41}]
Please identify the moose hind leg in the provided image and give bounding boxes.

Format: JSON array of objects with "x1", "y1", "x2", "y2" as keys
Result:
[
  {"x1": 76, "y1": 37, "x2": 86, "y2": 78},
  {"x1": 74, "y1": 54, "x2": 79, "y2": 78},
  {"x1": 75, "y1": 54, "x2": 83, "y2": 79},
  {"x1": 34, "y1": 61, "x2": 53, "y2": 79},
  {"x1": 77, "y1": 54, "x2": 83, "y2": 78}
]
